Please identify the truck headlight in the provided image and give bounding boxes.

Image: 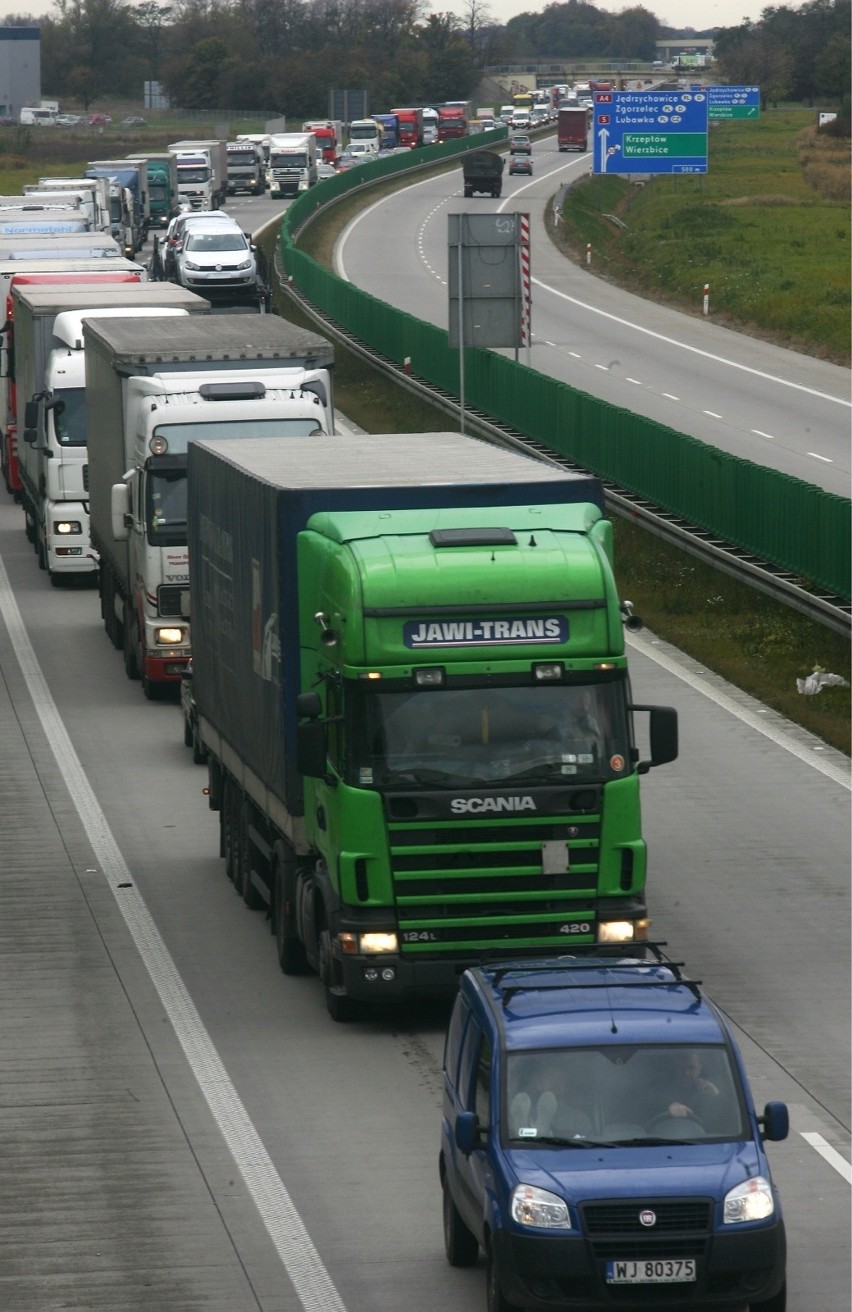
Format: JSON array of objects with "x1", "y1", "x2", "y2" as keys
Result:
[
  {"x1": 54, "y1": 519, "x2": 82, "y2": 535},
  {"x1": 155, "y1": 627, "x2": 183, "y2": 645},
  {"x1": 723, "y1": 1177, "x2": 775, "y2": 1223},
  {"x1": 339, "y1": 932, "x2": 398, "y2": 955},
  {"x1": 511, "y1": 1184, "x2": 573, "y2": 1230}
]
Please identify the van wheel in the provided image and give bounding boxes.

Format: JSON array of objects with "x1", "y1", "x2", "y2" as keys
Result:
[
  {"x1": 442, "y1": 1177, "x2": 479, "y2": 1267},
  {"x1": 486, "y1": 1239, "x2": 516, "y2": 1312}
]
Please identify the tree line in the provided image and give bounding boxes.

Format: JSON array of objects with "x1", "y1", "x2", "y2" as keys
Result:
[{"x1": 2, "y1": 0, "x2": 849, "y2": 122}]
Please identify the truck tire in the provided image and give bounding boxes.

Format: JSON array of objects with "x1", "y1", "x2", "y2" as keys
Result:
[
  {"x1": 318, "y1": 925, "x2": 360, "y2": 1022},
  {"x1": 272, "y1": 842, "x2": 309, "y2": 975},
  {"x1": 233, "y1": 797, "x2": 264, "y2": 910},
  {"x1": 222, "y1": 779, "x2": 238, "y2": 882},
  {"x1": 464, "y1": 186, "x2": 472, "y2": 198},
  {"x1": 123, "y1": 604, "x2": 139, "y2": 680}
]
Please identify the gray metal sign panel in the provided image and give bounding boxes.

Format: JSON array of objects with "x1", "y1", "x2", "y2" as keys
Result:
[{"x1": 448, "y1": 213, "x2": 521, "y2": 349}]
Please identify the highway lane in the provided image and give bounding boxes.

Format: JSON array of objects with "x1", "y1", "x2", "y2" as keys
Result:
[
  {"x1": 333, "y1": 143, "x2": 851, "y2": 497},
  {"x1": 1, "y1": 471, "x2": 849, "y2": 1309}
]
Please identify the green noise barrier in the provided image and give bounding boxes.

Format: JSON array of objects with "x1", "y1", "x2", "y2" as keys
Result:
[{"x1": 280, "y1": 149, "x2": 850, "y2": 602}]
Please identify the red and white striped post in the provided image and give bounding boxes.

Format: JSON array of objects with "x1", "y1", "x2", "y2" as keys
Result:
[
  {"x1": 519, "y1": 212, "x2": 531, "y2": 361},
  {"x1": 703, "y1": 282, "x2": 710, "y2": 315},
  {"x1": 586, "y1": 242, "x2": 592, "y2": 266}
]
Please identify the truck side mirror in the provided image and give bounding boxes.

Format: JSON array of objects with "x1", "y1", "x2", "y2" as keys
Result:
[
  {"x1": 23, "y1": 398, "x2": 38, "y2": 444},
  {"x1": 632, "y1": 705, "x2": 678, "y2": 774},
  {"x1": 110, "y1": 482, "x2": 131, "y2": 542},
  {"x1": 297, "y1": 720, "x2": 327, "y2": 778}
]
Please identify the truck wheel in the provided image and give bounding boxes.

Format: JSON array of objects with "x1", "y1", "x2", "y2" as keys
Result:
[
  {"x1": 443, "y1": 1177, "x2": 479, "y2": 1267},
  {"x1": 222, "y1": 779, "x2": 241, "y2": 882},
  {"x1": 36, "y1": 533, "x2": 46, "y2": 571},
  {"x1": 319, "y1": 927, "x2": 360, "y2": 1022},
  {"x1": 192, "y1": 724, "x2": 207, "y2": 766},
  {"x1": 234, "y1": 798, "x2": 264, "y2": 910},
  {"x1": 272, "y1": 846, "x2": 308, "y2": 975},
  {"x1": 123, "y1": 606, "x2": 139, "y2": 680}
]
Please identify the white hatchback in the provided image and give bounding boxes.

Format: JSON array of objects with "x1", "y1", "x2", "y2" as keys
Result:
[{"x1": 175, "y1": 223, "x2": 257, "y2": 292}]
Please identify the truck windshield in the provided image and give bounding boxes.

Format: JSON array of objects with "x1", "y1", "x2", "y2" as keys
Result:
[
  {"x1": 228, "y1": 151, "x2": 257, "y2": 166},
  {"x1": 149, "y1": 183, "x2": 168, "y2": 201},
  {"x1": 270, "y1": 153, "x2": 308, "y2": 168},
  {"x1": 109, "y1": 197, "x2": 124, "y2": 223},
  {"x1": 504, "y1": 1044, "x2": 746, "y2": 1145},
  {"x1": 177, "y1": 167, "x2": 210, "y2": 183},
  {"x1": 350, "y1": 682, "x2": 631, "y2": 788},
  {"x1": 153, "y1": 418, "x2": 325, "y2": 452},
  {"x1": 52, "y1": 387, "x2": 86, "y2": 446}
]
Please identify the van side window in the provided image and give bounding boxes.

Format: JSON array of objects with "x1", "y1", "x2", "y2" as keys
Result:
[
  {"x1": 458, "y1": 1020, "x2": 482, "y2": 1110},
  {"x1": 474, "y1": 1035, "x2": 492, "y2": 1126},
  {"x1": 443, "y1": 997, "x2": 469, "y2": 1094}
]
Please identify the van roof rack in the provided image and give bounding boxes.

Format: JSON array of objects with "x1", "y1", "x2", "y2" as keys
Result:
[{"x1": 485, "y1": 944, "x2": 703, "y2": 1006}]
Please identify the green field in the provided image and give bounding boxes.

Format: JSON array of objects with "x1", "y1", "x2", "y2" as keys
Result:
[{"x1": 552, "y1": 110, "x2": 850, "y2": 364}]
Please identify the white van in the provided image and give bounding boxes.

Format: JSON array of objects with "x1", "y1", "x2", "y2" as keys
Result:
[{"x1": 20, "y1": 106, "x2": 58, "y2": 127}]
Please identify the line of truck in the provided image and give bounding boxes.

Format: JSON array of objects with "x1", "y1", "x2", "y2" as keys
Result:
[{"x1": 0, "y1": 158, "x2": 677, "y2": 1025}]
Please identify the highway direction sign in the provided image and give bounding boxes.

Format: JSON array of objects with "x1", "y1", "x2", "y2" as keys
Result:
[
  {"x1": 707, "y1": 85, "x2": 761, "y2": 119},
  {"x1": 593, "y1": 90, "x2": 708, "y2": 175}
]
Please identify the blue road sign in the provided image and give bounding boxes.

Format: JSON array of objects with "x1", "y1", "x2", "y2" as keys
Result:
[
  {"x1": 707, "y1": 85, "x2": 761, "y2": 119},
  {"x1": 593, "y1": 90, "x2": 708, "y2": 175}
]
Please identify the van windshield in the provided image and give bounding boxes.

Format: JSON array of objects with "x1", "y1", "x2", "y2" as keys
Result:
[{"x1": 504, "y1": 1045, "x2": 746, "y2": 1145}]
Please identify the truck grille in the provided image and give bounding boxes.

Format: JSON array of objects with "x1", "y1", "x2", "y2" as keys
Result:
[
  {"x1": 158, "y1": 584, "x2": 187, "y2": 618},
  {"x1": 387, "y1": 811, "x2": 601, "y2": 955}
]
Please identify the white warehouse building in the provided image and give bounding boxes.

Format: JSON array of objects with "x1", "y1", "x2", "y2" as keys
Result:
[{"x1": 0, "y1": 27, "x2": 40, "y2": 122}]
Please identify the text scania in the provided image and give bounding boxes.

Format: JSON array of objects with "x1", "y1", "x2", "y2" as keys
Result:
[
  {"x1": 451, "y1": 796, "x2": 537, "y2": 814},
  {"x1": 405, "y1": 616, "x2": 567, "y2": 648}
]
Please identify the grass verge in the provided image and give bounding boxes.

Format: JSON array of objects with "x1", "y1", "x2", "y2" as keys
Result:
[{"x1": 550, "y1": 110, "x2": 851, "y2": 364}]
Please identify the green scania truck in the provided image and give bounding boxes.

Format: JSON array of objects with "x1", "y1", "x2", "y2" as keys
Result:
[{"x1": 188, "y1": 432, "x2": 678, "y2": 1019}]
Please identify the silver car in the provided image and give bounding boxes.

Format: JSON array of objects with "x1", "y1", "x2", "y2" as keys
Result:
[{"x1": 175, "y1": 223, "x2": 257, "y2": 292}]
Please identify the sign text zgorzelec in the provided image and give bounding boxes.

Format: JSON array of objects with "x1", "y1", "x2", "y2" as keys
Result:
[{"x1": 593, "y1": 90, "x2": 708, "y2": 175}]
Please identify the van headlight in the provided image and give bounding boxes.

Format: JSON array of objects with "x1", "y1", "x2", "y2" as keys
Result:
[
  {"x1": 511, "y1": 1184, "x2": 573, "y2": 1229},
  {"x1": 723, "y1": 1177, "x2": 775, "y2": 1223}
]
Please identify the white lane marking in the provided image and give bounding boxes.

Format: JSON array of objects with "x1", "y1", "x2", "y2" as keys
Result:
[
  {"x1": 332, "y1": 160, "x2": 849, "y2": 409},
  {"x1": 0, "y1": 557, "x2": 348, "y2": 1312},
  {"x1": 533, "y1": 275, "x2": 851, "y2": 408},
  {"x1": 808, "y1": 452, "x2": 833, "y2": 463},
  {"x1": 703, "y1": 410, "x2": 723, "y2": 419},
  {"x1": 752, "y1": 429, "x2": 775, "y2": 439},
  {"x1": 800, "y1": 1132, "x2": 852, "y2": 1184},
  {"x1": 662, "y1": 393, "x2": 679, "y2": 401},
  {"x1": 627, "y1": 629, "x2": 851, "y2": 789},
  {"x1": 626, "y1": 378, "x2": 642, "y2": 385}
]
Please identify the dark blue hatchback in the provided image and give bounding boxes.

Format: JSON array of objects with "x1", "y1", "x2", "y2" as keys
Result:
[{"x1": 440, "y1": 953, "x2": 788, "y2": 1312}]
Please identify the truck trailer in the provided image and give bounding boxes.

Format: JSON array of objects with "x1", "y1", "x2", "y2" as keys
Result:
[
  {"x1": 14, "y1": 284, "x2": 202, "y2": 582},
  {"x1": 187, "y1": 432, "x2": 678, "y2": 1020},
  {"x1": 84, "y1": 316, "x2": 335, "y2": 696}
]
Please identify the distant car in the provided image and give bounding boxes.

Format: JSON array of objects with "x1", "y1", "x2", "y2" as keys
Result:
[
  {"x1": 175, "y1": 222, "x2": 257, "y2": 294},
  {"x1": 120, "y1": 116, "x2": 147, "y2": 128},
  {"x1": 316, "y1": 162, "x2": 337, "y2": 180},
  {"x1": 422, "y1": 125, "x2": 439, "y2": 145},
  {"x1": 56, "y1": 114, "x2": 83, "y2": 126},
  {"x1": 87, "y1": 113, "x2": 112, "y2": 126},
  {"x1": 509, "y1": 133, "x2": 532, "y2": 154},
  {"x1": 509, "y1": 156, "x2": 533, "y2": 176},
  {"x1": 335, "y1": 154, "x2": 368, "y2": 172}
]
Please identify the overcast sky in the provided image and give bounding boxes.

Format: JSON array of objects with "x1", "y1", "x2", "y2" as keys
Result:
[
  {"x1": 16, "y1": 0, "x2": 776, "y2": 25},
  {"x1": 442, "y1": 0, "x2": 767, "y2": 30}
]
